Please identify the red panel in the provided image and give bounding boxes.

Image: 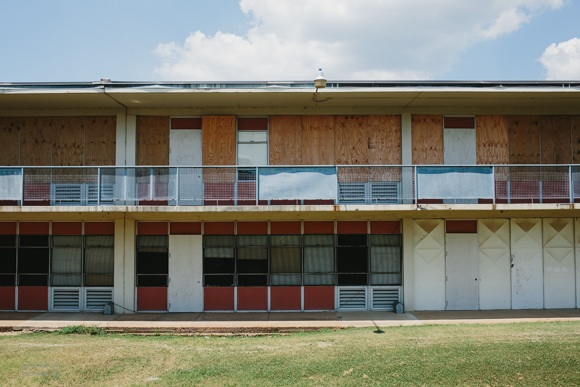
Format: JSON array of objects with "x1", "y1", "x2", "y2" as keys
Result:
[
  {"x1": 137, "y1": 222, "x2": 168, "y2": 235},
  {"x1": 304, "y1": 286, "x2": 335, "y2": 310},
  {"x1": 270, "y1": 287, "x2": 301, "y2": 311},
  {"x1": 171, "y1": 117, "x2": 202, "y2": 129},
  {"x1": 52, "y1": 222, "x2": 82, "y2": 235},
  {"x1": 237, "y1": 287, "x2": 268, "y2": 310},
  {"x1": 19, "y1": 222, "x2": 49, "y2": 235},
  {"x1": 270, "y1": 221, "x2": 301, "y2": 235},
  {"x1": 237, "y1": 222, "x2": 268, "y2": 235},
  {"x1": 444, "y1": 116, "x2": 475, "y2": 129},
  {"x1": 137, "y1": 287, "x2": 167, "y2": 311},
  {"x1": 204, "y1": 287, "x2": 235, "y2": 311},
  {"x1": 446, "y1": 220, "x2": 477, "y2": 234},
  {"x1": 0, "y1": 222, "x2": 17, "y2": 235},
  {"x1": 337, "y1": 221, "x2": 367, "y2": 234},
  {"x1": 304, "y1": 221, "x2": 334, "y2": 235},
  {"x1": 0, "y1": 287, "x2": 15, "y2": 310},
  {"x1": 85, "y1": 222, "x2": 115, "y2": 235},
  {"x1": 204, "y1": 222, "x2": 235, "y2": 235},
  {"x1": 370, "y1": 221, "x2": 401, "y2": 234},
  {"x1": 238, "y1": 117, "x2": 268, "y2": 130},
  {"x1": 18, "y1": 286, "x2": 48, "y2": 311},
  {"x1": 170, "y1": 222, "x2": 202, "y2": 235}
]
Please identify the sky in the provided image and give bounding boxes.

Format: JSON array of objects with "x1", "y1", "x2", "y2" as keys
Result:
[{"x1": 1, "y1": 0, "x2": 579, "y2": 82}]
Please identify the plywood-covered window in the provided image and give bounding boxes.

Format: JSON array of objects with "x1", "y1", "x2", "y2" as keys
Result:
[
  {"x1": 51, "y1": 236, "x2": 82, "y2": 286},
  {"x1": 84, "y1": 236, "x2": 114, "y2": 286},
  {"x1": 369, "y1": 235, "x2": 402, "y2": 285},
  {"x1": 237, "y1": 235, "x2": 268, "y2": 286},
  {"x1": 337, "y1": 235, "x2": 368, "y2": 285},
  {"x1": 303, "y1": 235, "x2": 335, "y2": 285},
  {"x1": 136, "y1": 236, "x2": 168, "y2": 287},
  {"x1": 0, "y1": 235, "x2": 16, "y2": 286},
  {"x1": 18, "y1": 235, "x2": 49, "y2": 286},
  {"x1": 203, "y1": 235, "x2": 235, "y2": 286},
  {"x1": 270, "y1": 235, "x2": 301, "y2": 285}
]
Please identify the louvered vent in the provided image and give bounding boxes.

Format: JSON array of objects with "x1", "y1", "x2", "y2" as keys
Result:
[
  {"x1": 338, "y1": 287, "x2": 367, "y2": 310},
  {"x1": 87, "y1": 184, "x2": 114, "y2": 204},
  {"x1": 85, "y1": 288, "x2": 113, "y2": 311},
  {"x1": 52, "y1": 184, "x2": 83, "y2": 205},
  {"x1": 338, "y1": 183, "x2": 366, "y2": 204},
  {"x1": 371, "y1": 287, "x2": 400, "y2": 311},
  {"x1": 371, "y1": 182, "x2": 400, "y2": 204},
  {"x1": 52, "y1": 288, "x2": 81, "y2": 311}
]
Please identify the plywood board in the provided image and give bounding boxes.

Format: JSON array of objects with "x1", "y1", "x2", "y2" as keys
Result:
[
  {"x1": 0, "y1": 117, "x2": 20, "y2": 165},
  {"x1": 572, "y1": 116, "x2": 580, "y2": 164},
  {"x1": 368, "y1": 115, "x2": 401, "y2": 165},
  {"x1": 52, "y1": 117, "x2": 85, "y2": 166},
  {"x1": 202, "y1": 116, "x2": 236, "y2": 165},
  {"x1": 412, "y1": 115, "x2": 443, "y2": 164},
  {"x1": 302, "y1": 116, "x2": 335, "y2": 165},
  {"x1": 20, "y1": 117, "x2": 53, "y2": 166},
  {"x1": 476, "y1": 115, "x2": 509, "y2": 164},
  {"x1": 508, "y1": 116, "x2": 540, "y2": 164},
  {"x1": 85, "y1": 116, "x2": 116, "y2": 166},
  {"x1": 335, "y1": 116, "x2": 368, "y2": 165},
  {"x1": 269, "y1": 116, "x2": 303, "y2": 165},
  {"x1": 540, "y1": 116, "x2": 571, "y2": 164},
  {"x1": 136, "y1": 116, "x2": 169, "y2": 165}
]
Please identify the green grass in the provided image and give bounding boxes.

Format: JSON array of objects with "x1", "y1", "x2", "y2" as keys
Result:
[
  {"x1": 55, "y1": 325, "x2": 106, "y2": 335},
  {"x1": 1, "y1": 321, "x2": 579, "y2": 386}
]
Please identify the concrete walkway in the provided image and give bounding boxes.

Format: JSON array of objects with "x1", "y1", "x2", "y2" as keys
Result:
[{"x1": 2, "y1": 309, "x2": 580, "y2": 334}]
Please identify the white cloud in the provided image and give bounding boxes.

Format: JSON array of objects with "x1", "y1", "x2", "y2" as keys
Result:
[
  {"x1": 540, "y1": 38, "x2": 580, "y2": 80},
  {"x1": 154, "y1": 0, "x2": 564, "y2": 81}
]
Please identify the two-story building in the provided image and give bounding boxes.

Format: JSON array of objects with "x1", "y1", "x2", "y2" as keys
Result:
[{"x1": 1, "y1": 80, "x2": 580, "y2": 313}]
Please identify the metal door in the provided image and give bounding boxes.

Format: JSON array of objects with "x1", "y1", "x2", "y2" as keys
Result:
[
  {"x1": 446, "y1": 233, "x2": 479, "y2": 310},
  {"x1": 168, "y1": 235, "x2": 203, "y2": 312}
]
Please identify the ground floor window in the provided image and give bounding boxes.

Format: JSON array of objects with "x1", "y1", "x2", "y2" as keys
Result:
[
  {"x1": 136, "y1": 235, "x2": 168, "y2": 287},
  {"x1": 202, "y1": 234, "x2": 402, "y2": 287}
]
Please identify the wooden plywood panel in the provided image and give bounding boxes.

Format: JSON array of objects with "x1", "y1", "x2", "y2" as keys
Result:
[
  {"x1": 412, "y1": 115, "x2": 443, "y2": 164},
  {"x1": 540, "y1": 116, "x2": 571, "y2": 164},
  {"x1": 269, "y1": 116, "x2": 303, "y2": 165},
  {"x1": 52, "y1": 117, "x2": 84, "y2": 166},
  {"x1": 202, "y1": 116, "x2": 236, "y2": 165},
  {"x1": 572, "y1": 116, "x2": 580, "y2": 164},
  {"x1": 20, "y1": 117, "x2": 53, "y2": 165},
  {"x1": 368, "y1": 115, "x2": 401, "y2": 165},
  {"x1": 476, "y1": 115, "x2": 509, "y2": 164},
  {"x1": 136, "y1": 116, "x2": 169, "y2": 165},
  {"x1": 509, "y1": 116, "x2": 540, "y2": 164},
  {"x1": 0, "y1": 117, "x2": 20, "y2": 165},
  {"x1": 302, "y1": 116, "x2": 335, "y2": 165},
  {"x1": 335, "y1": 116, "x2": 368, "y2": 165},
  {"x1": 85, "y1": 116, "x2": 116, "y2": 166}
]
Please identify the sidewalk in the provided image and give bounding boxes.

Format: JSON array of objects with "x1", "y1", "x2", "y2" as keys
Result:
[{"x1": 2, "y1": 309, "x2": 580, "y2": 334}]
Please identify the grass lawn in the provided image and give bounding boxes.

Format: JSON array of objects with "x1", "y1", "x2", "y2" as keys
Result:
[{"x1": 1, "y1": 321, "x2": 579, "y2": 386}]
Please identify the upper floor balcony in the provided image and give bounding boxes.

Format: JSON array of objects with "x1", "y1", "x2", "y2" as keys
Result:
[{"x1": 1, "y1": 165, "x2": 579, "y2": 207}]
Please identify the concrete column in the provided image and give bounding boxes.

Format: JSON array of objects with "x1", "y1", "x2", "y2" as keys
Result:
[
  {"x1": 401, "y1": 113, "x2": 413, "y2": 204},
  {"x1": 115, "y1": 112, "x2": 137, "y2": 166},
  {"x1": 113, "y1": 218, "x2": 136, "y2": 314},
  {"x1": 402, "y1": 218, "x2": 414, "y2": 311}
]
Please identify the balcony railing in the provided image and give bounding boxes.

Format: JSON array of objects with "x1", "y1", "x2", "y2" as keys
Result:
[{"x1": 1, "y1": 165, "x2": 579, "y2": 206}]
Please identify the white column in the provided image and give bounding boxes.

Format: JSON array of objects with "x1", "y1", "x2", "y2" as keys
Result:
[
  {"x1": 401, "y1": 113, "x2": 413, "y2": 204},
  {"x1": 113, "y1": 219, "x2": 136, "y2": 314},
  {"x1": 115, "y1": 112, "x2": 137, "y2": 166},
  {"x1": 402, "y1": 218, "x2": 415, "y2": 311}
]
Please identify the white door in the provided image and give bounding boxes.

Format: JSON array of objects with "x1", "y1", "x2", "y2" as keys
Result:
[
  {"x1": 168, "y1": 235, "x2": 203, "y2": 312},
  {"x1": 478, "y1": 219, "x2": 511, "y2": 309},
  {"x1": 170, "y1": 129, "x2": 203, "y2": 205},
  {"x1": 511, "y1": 219, "x2": 543, "y2": 309},
  {"x1": 446, "y1": 233, "x2": 479, "y2": 310},
  {"x1": 543, "y1": 218, "x2": 575, "y2": 308},
  {"x1": 444, "y1": 128, "x2": 476, "y2": 165}
]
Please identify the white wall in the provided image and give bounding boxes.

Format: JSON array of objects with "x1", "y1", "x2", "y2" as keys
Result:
[
  {"x1": 412, "y1": 219, "x2": 446, "y2": 310},
  {"x1": 478, "y1": 219, "x2": 511, "y2": 310},
  {"x1": 543, "y1": 218, "x2": 575, "y2": 308}
]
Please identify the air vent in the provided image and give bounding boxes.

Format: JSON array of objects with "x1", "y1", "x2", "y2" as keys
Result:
[
  {"x1": 52, "y1": 184, "x2": 83, "y2": 205},
  {"x1": 371, "y1": 182, "x2": 400, "y2": 204},
  {"x1": 338, "y1": 287, "x2": 367, "y2": 310},
  {"x1": 85, "y1": 288, "x2": 113, "y2": 311},
  {"x1": 371, "y1": 287, "x2": 400, "y2": 310},
  {"x1": 338, "y1": 183, "x2": 366, "y2": 204},
  {"x1": 51, "y1": 288, "x2": 81, "y2": 311}
]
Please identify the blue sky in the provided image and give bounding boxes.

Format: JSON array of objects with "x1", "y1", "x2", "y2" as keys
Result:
[{"x1": 1, "y1": 0, "x2": 579, "y2": 82}]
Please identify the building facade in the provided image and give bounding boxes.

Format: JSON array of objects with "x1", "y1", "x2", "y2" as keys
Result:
[{"x1": 1, "y1": 80, "x2": 580, "y2": 313}]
